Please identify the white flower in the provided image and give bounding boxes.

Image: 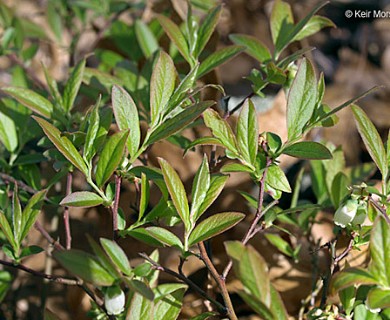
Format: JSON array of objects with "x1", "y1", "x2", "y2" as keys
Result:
[
  {"x1": 334, "y1": 199, "x2": 358, "y2": 228},
  {"x1": 104, "y1": 286, "x2": 125, "y2": 315}
]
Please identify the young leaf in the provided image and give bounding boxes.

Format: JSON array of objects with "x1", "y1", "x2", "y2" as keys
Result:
[
  {"x1": 146, "y1": 101, "x2": 214, "y2": 145},
  {"x1": 60, "y1": 191, "x2": 104, "y2": 208},
  {"x1": 229, "y1": 34, "x2": 271, "y2": 63},
  {"x1": 84, "y1": 98, "x2": 100, "y2": 162},
  {"x1": 95, "y1": 130, "x2": 129, "y2": 188},
  {"x1": 267, "y1": 165, "x2": 291, "y2": 193},
  {"x1": 203, "y1": 108, "x2": 238, "y2": 155},
  {"x1": 100, "y1": 238, "x2": 132, "y2": 276},
  {"x1": 188, "y1": 212, "x2": 244, "y2": 246},
  {"x1": 3, "y1": 87, "x2": 53, "y2": 118},
  {"x1": 54, "y1": 249, "x2": 115, "y2": 286},
  {"x1": 157, "y1": 15, "x2": 191, "y2": 65},
  {"x1": 352, "y1": 105, "x2": 388, "y2": 179},
  {"x1": 145, "y1": 227, "x2": 183, "y2": 250},
  {"x1": 190, "y1": 155, "x2": 210, "y2": 221},
  {"x1": 112, "y1": 85, "x2": 140, "y2": 160},
  {"x1": 20, "y1": 189, "x2": 46, "y2": 241},
  {"x1": 271, "y1": 0, "x2": 294, "y2": 48},
  {"x1": 194, "y1": 5, "x2": 221, "y2": 58},
  {"x1": 197, "y1": 46, "x2": 244, "y2": 79},
  {"x1": 150, "y1": 51, "x2": 176, "y2": 127},
  {"x1": 0, "y1": 111, "x2": 18, "y2": 152},
  {"x1": 63, "y1": 58, "x2": 85, "y2": 112},
  {"x1": 33, "y1": 117, "x2": 88, "y2": 176},
  {"x1": 195, "y1": 174, "x2": 228, "y2": 221},
  {"x1": 236, "y1": 99, "x2": 258, "y2": 165},
  {"x1": 0, "y1": 210, "x2": 18, "y2": 250},
  {"x1": 286, "y1": 58, "x2": 317, "y2": 141},
  {"x1": 293, "y1": 16, "x2": 334, "y2": 41},
  {"x1": 135, "y1": 20, "x2": 159, "y2": 58},
  {"x1": 282, "y1": 141, "x2": 332, "y2": 159},
  {"x1": 139, "y1": 173, "x2": 149, "y2": 221},
  {"x1": 158, "y1": 158, "x2": 190, "y2": 231}
]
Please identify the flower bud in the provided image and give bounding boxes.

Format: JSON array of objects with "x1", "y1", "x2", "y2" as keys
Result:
[
  {"x1": 104, "y1": 286, "x2": 125, "y2": 315},
  {"x1": 334, "y1": 199, "x2": 358, "y2": 228}
]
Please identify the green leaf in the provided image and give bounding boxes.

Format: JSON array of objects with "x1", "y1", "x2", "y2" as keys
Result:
[
  {"x1": 63, "y1": 58, "x2": 85, "y2": 112},
  {"x1": 287, "y1": 58, "x2": 317, "y2": 140},
  {"x1": 20, "y1": 190, "x2": 46, "y2": 241},
  {"x1": 47, "y1": 1, "x2": 62, "y2": 42},
  {"x1": 95, "y1": 130, "x2": 129, "y2": 188},
  {"x1": 112, "y1": 85, "x2": 140, "y2": 160},
  {"x1": 19, "y1": 245, "x2": 44, "y2": 259},
  {"x1": 366, "y1": 287, "x2": 390, "y2": 310},
  {"x1": 229, "y1": 34, "x2": 271, "y2": 63},
  {"x1": 139, "y1": 173, "x2": 149, "y2": 221},
  {"x1": 154, "y1": 284, "x2": 186, "y2": 320},
  {"x1": 293, "y1": 15, "x2": 335, "y2": 42},
  {"x1": 183, "y1": 137, "x2": 224, "y2": 155},
  {"x1": 3, "y1": 87, "x2": 53, "y2": 118},
  {"x1": 84, "y1": 97, "x2": 100, "y2": 162},
  {"x1": 203, "y1": 108, "x2": 238, "y2": 155},
  {"x1": 126, "y1": 279, "x2": 154, "y2": 301},
  {"x1": 126, "y1": 292, "x2": 153, "y2": 320},
  {"x1": 264, "y1": 233, "x2": 293, "y2": 257},
  {"x1": 54, "y1": 249, "x2": 115, "y2": 286},
  {"x1": 126, "y1": 228, "x2": 164, "y2": 247},
  {"x1": 188, "y1": 212, "x2": 244, "y2": 246},
  {"x1": 369, "y1": 216, "x2": 390, "y2": 286},
  {"x1": 220, "y1": 163, "x2": 254, "y2": 173},
  {"x1": 330, "y1": 172, "x2": 349, "y2": 208},
  {"x1": 267, "y1": 165, "x2": 291, "y2": 193},
  {"x1": 86, "y1": 235, "x2": 121, "y2": 279},
  {"x1": 33, "y1": 117, "x2": 88, "y2": 176},
  {"x1": 237, "y1": 99, "x2": 258, "y2": 165},
  {"x1": 100, "y1": 238, "x2": 131, "y2": 276},
  {"x1": 269, "y1": 285, "x2": 289, "y2": 320},
  {"x1": 352, "y1": 105, "x2": 388, "y2": 179},
  {"x1": 157, "y1": 15, "x2": 191, "y2": 65},
  {"x1": 60, "y1": 191, "x2": 104, "y2": 208},
  {"x1": 331, "y1": 268, "x2": 378, "y2": 292},
  {"x1": 195, "y1": 174, "x2": 228, "y2": 221},
  {"x1": 197, "y1": 46, "x2": 244, "y2": 79},
  {"x1": 146, "y1": 101, "x2": 214, "y2": 145},
  {"x1": 135, "y1": 20, "x2": 159, "y2": 58},
  {"x1": 238, "y1": 291, "x2": 274, "y2": 320},
  {"x1": 158, "y1": 158, "x2": 190, "y2": 231},
  {"x1": 282, "y1": 141, "x2": 332, "y2": 159},
  {"x1": 190, "y1": 155, "x2": 210, "y2": 221},
  {"x1": 0, "y1": 110, "x2": 18, "y2": 152},
  {"x1": 194, "y1": 5, "x2": 221, "y2": 57},
  {"x1": 0, "y1": 211, "x2": 18, "y2": 250},
  {"x1": 271, "y1": 0, "x2": 293, "y2": 49},
  {"x1": 145, "y1": 227, "x2": 183, "y2": 250},
  {"x1": 150, "y1": 51, "x2": 176, "y2": 127},
  {"x1": 12, "y1": 187, "x2": 22, "y2": 245}
]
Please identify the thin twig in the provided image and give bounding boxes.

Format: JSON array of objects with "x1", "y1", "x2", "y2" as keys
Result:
[
  {"x1": 0, "y1": 258, "x2": 81, "y2": 285},
  {"x1": 139, "y1": 253, "x2": 227, "y2": 315},
  {"x1": 0, "y1": 173, "x2": 42, "y2": 197},
  {"x1": 64, "y1": 172, "x2": 72, "y2": 249},
  {"x1": 198, "y1": 242, "x2": 238, "y2": 320},
  {"x1": 34, "y1": 222, "x2": 64, "y2": 251},
  {"x1": 222, "y1": 157, "x2": 272, "y2": 280}
]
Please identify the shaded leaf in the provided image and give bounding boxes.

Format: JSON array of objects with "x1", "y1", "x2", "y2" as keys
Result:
[
  {"x1": 95, "y1": 130, "x2": 129, "y2": 188},
  {"x1": 54, "y1": 249, "x2": 115, "y2": 286},
  {"x1": 20, "y1": 190, "x2": 46, "y2": 241},
  {"x1": 63, "y1": 58, "x2": 85, "y2": 112},
  {"x1": 135, "y1": 20, "x2": 159, "y2": 58},
  {"x1": 331, "y1": 268, "x2": 378, "y2": 293},
  {"x1": 366, "y1": 287, "x2": 390, "y2": 310}
]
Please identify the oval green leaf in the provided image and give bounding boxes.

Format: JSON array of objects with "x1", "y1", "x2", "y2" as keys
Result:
[{"x1": 60, "y1": 191, "x2": 103, "y2": 208}]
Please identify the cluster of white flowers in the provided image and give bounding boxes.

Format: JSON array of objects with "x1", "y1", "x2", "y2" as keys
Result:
[{"x1": 334, "y1": 199, "x2": 367, "y2": 228}]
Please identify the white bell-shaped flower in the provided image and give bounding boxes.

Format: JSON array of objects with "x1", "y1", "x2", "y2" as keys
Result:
[
  {"x1": 104, "y1": 286, "x2": 125, "y2": 315},
  {"x1": 334, "y1": 199, "x2": 358, "y2": 228}
]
